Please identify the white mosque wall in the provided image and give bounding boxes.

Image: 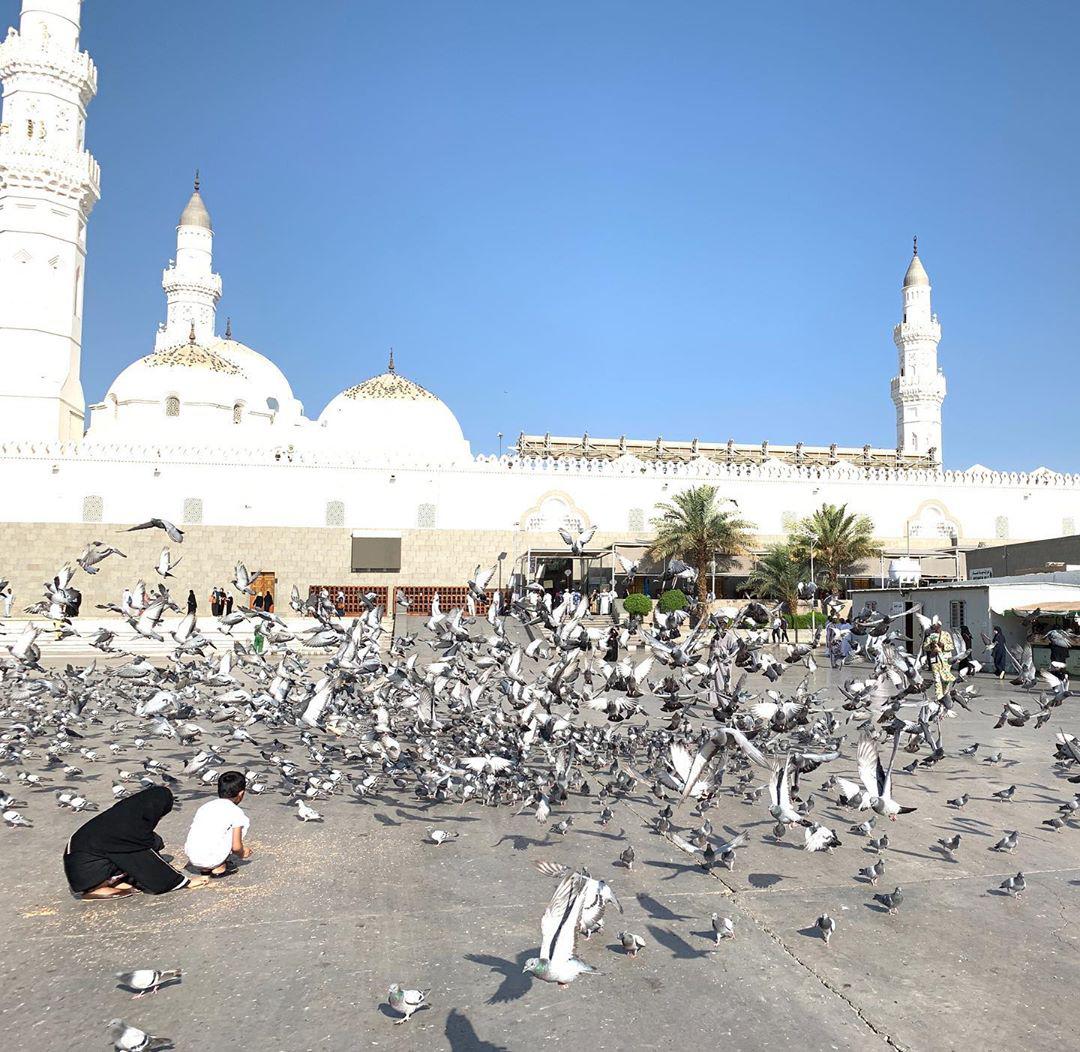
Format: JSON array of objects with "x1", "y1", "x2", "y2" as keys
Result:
[{"x1": 1, "y1": 444, "x2": 1078, "y2": 547}]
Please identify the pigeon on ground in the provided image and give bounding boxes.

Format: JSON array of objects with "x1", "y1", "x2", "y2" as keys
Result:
[
  {"x1": 948, "y1": 794, "x2": 970, "y2": 809},
  {"x1": 859, "y1": 859, "x2": 886, "y2": 885},
  {"x1": 115, "y1": 969, "x2": 182, "y2": 998},
  {"x1": 999, "y1": 872, "x2": 1026, "y2": 898},
  {"x1": 873, "y1": 886, "x2": 904, "y2": 914},
  {"x1": 107, "y1": 1019, "x2": 171, "y2": 1051},
  {"x1": 816, "y1": 913, "x2": 836, "y2": 946},
  {"x1": 427, "y1": 829, "x2": 458, "y2": 845},
  {"x1": 712, "y1": 913, "x2": 735, "y2": 943},
  {"x1": 991, "y1": 830, "x2": 1020, "y2": 853},
  {"x1": 523, "y1": 870, "x2": 600, "y2": 987},
  {"x1": 935, "y1": 834, "x2": 962, "y2": 859},
  {"x1": 619, "y1": 845, "x2": 635, "y2": 870},
  {"x1": 992, "y1": 785, "x2": 1017, "y2": 803},
  {"x1": 295, "y1": 800, "x2": 323, "y2": 822},
  {"x1": 618, "y1": 931, "x2": 645, "y2": 957},
  {"x1": 387, "y1": 984, "x2": 428, "y2": 1024}
]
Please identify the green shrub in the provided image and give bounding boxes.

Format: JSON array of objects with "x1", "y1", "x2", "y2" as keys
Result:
[
  {"x1": 658, "y1": 588, "x2": 688, "y2": 613},
  {"x1": 785, "y1": 612, "x2": 819, "y2": 629},
  {"x1": 623, "y1": 593, "x2": 653, "y2": 617}
]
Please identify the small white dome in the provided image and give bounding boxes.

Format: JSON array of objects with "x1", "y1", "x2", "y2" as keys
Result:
[
  {"x1": 903, "y1": 253, "x2": 930, "y2": 288},
  {"x1": 318, "y1": 363, "x2": 470, "y2": 464},
  {"x1": 86, "y1": 335, "x2": 306, "y2": 443}
]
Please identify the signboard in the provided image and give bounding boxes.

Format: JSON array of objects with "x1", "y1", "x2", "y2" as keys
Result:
[{"x1": 970, "y1": 567, "x2": 993, "y2": 580}]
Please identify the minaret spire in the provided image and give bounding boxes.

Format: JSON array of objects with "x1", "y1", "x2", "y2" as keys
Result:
[
  {"x1": 388, "y1": 348, "x2": 395, "y2": 374},
  {"x1": 155, "y1": 175, "x2": 222, "y2": 350},
  {"x1": 912, "y1": 234, "x2": 918, "y2": 256}
]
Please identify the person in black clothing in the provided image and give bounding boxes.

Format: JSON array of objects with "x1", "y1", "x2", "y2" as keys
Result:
[
  {"x1": 187, "y1": 590, "x2": 197, "y2": 615},
  {"x1": 253, "y1": 594, "x2": 264, "y2": 611},
  {"x1": 604, "y1": 626, "x2": 620, "y2": 663},
  {"x1": 67, "y1": 587, "x2": 82, "y2": 617},
  {"x1": 210, "y1": 588, "x2": 221, "y2": 617},
  {"x1": 224, "y1": 593, "x2": 234, "y2": 615},
  {"x1": 63, "y1": 786, "x2": 207, "y2": 899},
  {"x1": 263, "y1": 591, "x2": 273, "y2": 613},
  {"x1": 957, "y1": 624, "x2": 975, "y2": 674}
]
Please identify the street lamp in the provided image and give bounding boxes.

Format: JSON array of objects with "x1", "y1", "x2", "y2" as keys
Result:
[
  {"x1": 807, "y1": 532, "x2": 817, "y2": 635},
  {"x1": 497, "y1": 432, "x2": 503, "y2": 457}
]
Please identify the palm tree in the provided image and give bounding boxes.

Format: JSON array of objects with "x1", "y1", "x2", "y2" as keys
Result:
[
  {"x1": 791, "y1": 503, "x2": 881, "y2": 595},
  {"x1": 746, "y1": 543, "x2": 806, "y2": 641},
  {"x1": 648, "y1": 485, "x2": 755, "y2": 619}
]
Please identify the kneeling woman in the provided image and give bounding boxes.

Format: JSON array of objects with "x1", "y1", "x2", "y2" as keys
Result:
[{"x1": 63, "y1": 785, "x2": 208, "y2": 899}]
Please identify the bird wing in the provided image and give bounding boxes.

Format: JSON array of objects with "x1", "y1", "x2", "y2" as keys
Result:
[
  {"x1": 669, "y1": 742, "x2": 694, "y2": 783},
  {"x1": 541, "y1": 872, "x2": 587, "y2": 964},
  {"x1": 558, "y1": 527, "x2": 574, "y2": 547},
  {"x1": 578, "y1": 525, "x2": 597, "y2": 548},
  {"x1": 857, "y1": 734, "x2": 884, "y2": 798},
  {"x1": 474, "y1": 563, "x2": 497, "y2": 590}
]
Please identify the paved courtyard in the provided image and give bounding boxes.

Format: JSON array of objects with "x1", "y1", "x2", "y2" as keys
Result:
[{"x1": 1, "y1": 660, "x2": 1077, "y2": 1051}]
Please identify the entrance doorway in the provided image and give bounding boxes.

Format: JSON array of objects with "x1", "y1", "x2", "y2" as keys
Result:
[{"x1": 249, "y1": 571, "x2": 277, "y2": 612}]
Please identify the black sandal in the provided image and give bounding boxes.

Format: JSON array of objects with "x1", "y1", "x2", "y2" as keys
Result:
[{"x1": 207, "y1": 861, "x2": 239, "y2": 879}]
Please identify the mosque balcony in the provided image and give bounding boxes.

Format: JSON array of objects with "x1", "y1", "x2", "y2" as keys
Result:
[
  {"x1": 890, "y1": 373, "x2": 946, "y2": 403},
  {"x1": 0, "y1": 141, "x2": 100, "y2": 206},
  {"x1": 0, "y1": 33, "x2": 97, "y2": 103},
  {"x1": 161, "y1": 270, "x2": 223, "y2": 298},
  {"x1": 892, "y1": 318, "x2": 941, "y2": 345}
]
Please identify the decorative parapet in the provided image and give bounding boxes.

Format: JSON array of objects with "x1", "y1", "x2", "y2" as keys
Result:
[
  {"x1": 1, "y1": 439, "x2": 1078, "y2": 490},
  {"x1": 0, "y1": 31, "x2": 98, "y2": 104}
]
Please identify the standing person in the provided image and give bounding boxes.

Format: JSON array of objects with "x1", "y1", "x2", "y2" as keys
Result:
[
  {"x1": 991, "y1": 625, "x2": 1009, "y2": 680},
  {"x1": 224, "y1": 592, "x2": 234, "y2": 615},
  {"x1": 209, "y1": 589, "x2": 218, "y2": 618},
  {"x1": 778, "y1": 605, "x2": 790, "y2": 643},
  {"x1": 922, "y1": 620, "x2": 956, "y2": 701},
  {"x1": 770, "y1": 614, "x2": 782, "y2": 645},
  {"x1": 335, "y1": 589, "x2": 346, "y2": 616},
  {"x1": 68, "y1": 586, "x2": 82, "y2": 618},
  {"x1": 253, "y1": 624, "x2": 265, "y2": 655},
  {"x1": 62, "y1": 786, "x2": 208, "y2": 899},
  {"x1": 253, "y1": 593, "x2": 264, "y2": 611},
  {"x1": 1, "y1": 584, "x2": 12, "y2": 618},
  {"x1": 263, "y1": 590, "x2": 273, "y2": 613},
  {"x1": 187, "y1": 590, "x2": 197, "y2": 616},
  {"x1": 957, "y1": 624, "x2": 975, "y2": 674},
  {"x1": 604, "y1": 626, "x2": 620, "y2": 663},
  {"x1": 1046, "y1": 627, "x2": 1072, "y2": 689}
]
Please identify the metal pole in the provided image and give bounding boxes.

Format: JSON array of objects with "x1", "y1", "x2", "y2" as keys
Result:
[{"x1": 810, "y1": 540, "x2": 816, "y2": 635}]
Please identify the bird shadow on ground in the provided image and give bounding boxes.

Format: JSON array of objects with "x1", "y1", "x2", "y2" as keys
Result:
[
  {"x1": 643, "y1": 860, "x2": 698, "y2": 881},
  {"x1": 646, "y1": 924, "x2": 711, "y2": 960},
  {"x1": 746, "y1": 873, "x2": 784, "y2": 889},
  {"x1": 862, "y1": 902, "x2": 891, "y2": 914},
  {"x1": 575, "y1": 828, "x2": 628, "y2": 842},
  {"x1": 888, "y1": 847, "x2": 938, "y2": 862},
  {"x1": 392, "y1": 808, "x2": 481, "y2": 824},
  {"x1": 493, "y1": 834, "x2": 547, "y2": 852},
  {"x1": 463, "y1": 952, "x2": 533, "y2": 1004},
  {"x1": 373, "y1": 812, "x2": 401, "y2": 827},
  {"x1": 796, "y1": 925, "x2": 826, "y2": 942},
  {"x1": 636, "y1": 892, "x2": 691, "y2": 921},
  {"x1": 689, "y1": 928, "x2": 720, "y2": 945},
  {"x1": 445, "y1": 1009, "x2": 511, "y2": 1052}
]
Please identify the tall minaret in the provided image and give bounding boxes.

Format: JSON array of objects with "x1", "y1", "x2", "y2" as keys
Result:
[
  {"x1": 891, "y1": 238, "x2": 946, "y2": 463},
  {"x1": 153, "y1": 174, "x2": 222, "y2": 350},
  {"x1": 0, "y1": 0, "x2": 100, "y2": 441}
]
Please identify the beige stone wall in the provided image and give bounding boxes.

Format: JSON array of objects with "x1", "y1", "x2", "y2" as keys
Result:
[{"x1": 0, "y1": 521, "x2": 651, "y2": 614}]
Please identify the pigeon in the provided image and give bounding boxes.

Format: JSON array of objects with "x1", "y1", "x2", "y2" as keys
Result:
[
  {"x1": 959, "y1": 743, "x2": 979, "y2": 756},
  {"x1": 125, "y1": 518, "x2": 184, "y2": 543},
  {"x1": 804, "y1": 823, "x2": 842, "y2": 852},
  {"x1": 618, "y1": 931, "x2": 645, "y2": 957},
  {"x1": 873, "y1": 886, "x2": 904, "y2": 914},
  {"x1": 3, "y1": 809, "x2": 31, "y2": 828},
  {"x1": 816, "y1": 913, "x2": 836, "y2": 946},
  {"x1": 991, "y1": 830, "x2": 1020, "y2": 853},
  {"x1": 948, "y1": 794, "x2": 970, "y2": 809},
  {"x1": 427, "y1": 829, "x2": 458, "y2": 845},
  {"x1": 999, "y1": 872, "x2": 1026, "y2": 898},
  {"x1": 992, "y1": 785, "x2": 1017, "y2": 803},
  {"x1": 935, "y1": 834, "x2": 962, "y2": 859},
  {"x1": 387, "y1": 984, "x2": 428, "y2": 1024},
  {"x1": 868, "y1": 833, "x2": 889, "y2": 853},
  {"x1": 116, "y1": 969, "x2": 182, "y2": 998},
  {"x1": 107, "y1": 1019, "x2": 171, "y2": 1051},
  {"x1": 523, "y1": 870, "x2": 601, "y2": 987},
  {"x1": 859, "y1": 859, "x2": 885, "y2": 885},
  {"x1": 619, "y1": 845, "x2": 635, "y2": 870},
  {"x1": 295, "y1": 800, "x2": 323, "y2": 822},
  {"x1": 712, "y1": 913, "x2": 735, "y2": 943}
]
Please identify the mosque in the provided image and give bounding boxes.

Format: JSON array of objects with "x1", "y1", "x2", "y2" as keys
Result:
[{"x1": 0, "y1": 0, "x2": 1078, "y2": 612}]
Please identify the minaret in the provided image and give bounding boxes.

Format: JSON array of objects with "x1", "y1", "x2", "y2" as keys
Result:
[
  {"x1": 154, "y1": 173, "x2": 222, "y2": 350},
  {"x1": 890, "y1": 238, "x2": 945, "y2": 463},
  {"x1": 0, "y1": 0, "x2": 100, "y2": 441}
]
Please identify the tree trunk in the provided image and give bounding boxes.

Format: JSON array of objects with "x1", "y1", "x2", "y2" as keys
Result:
[
  {"x1": 696, "y1": 549, "x2": 710, "y2": 624},
  {"x1": 789, "y1": 591, "x2": 799, "y2": 643}
]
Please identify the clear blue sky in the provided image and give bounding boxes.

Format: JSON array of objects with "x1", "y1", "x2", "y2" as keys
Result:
[{"x1": 50, "y1": 1, "x2": 1080, "y2": 468}]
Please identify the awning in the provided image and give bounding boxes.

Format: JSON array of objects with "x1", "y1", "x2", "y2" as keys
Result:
[{"x1": 1008, "y1": 602, "x2": 1080, "y2": 616}]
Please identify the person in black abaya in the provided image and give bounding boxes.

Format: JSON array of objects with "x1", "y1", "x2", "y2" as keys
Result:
[{"x1": 62, "y1": 785, "x2": 207, "y2": 899}]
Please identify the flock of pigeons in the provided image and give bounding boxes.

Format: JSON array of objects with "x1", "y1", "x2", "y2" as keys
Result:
[{"x1": 0, "y1": 519, "x2": 1075, "y2": 1047}]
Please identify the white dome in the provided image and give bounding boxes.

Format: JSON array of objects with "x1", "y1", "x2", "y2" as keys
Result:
[
  {"x1": 86, "y1": 336, "x2": 306, "y2": 443},
  {"x1": 317, "y1": 366, "x2": 471, "y2": 464}
]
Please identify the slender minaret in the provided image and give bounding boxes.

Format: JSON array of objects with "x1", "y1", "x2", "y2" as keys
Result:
[
  {"x1": 154, "y1": 173, "x2": 222, "y2": 350},
  {"x1": 891, "y1": 238, "x2": 945, "y2": 463},
  {"x1": 0, "y1": 0, "x2": 100, "y2": 441}
]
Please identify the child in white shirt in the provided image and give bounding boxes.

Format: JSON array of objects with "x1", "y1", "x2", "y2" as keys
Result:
[{"x1": 184, "y1": 771, "x2": 252, "y2": 877}]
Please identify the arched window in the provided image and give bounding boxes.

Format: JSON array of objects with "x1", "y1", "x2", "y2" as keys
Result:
[
  {"x1": 165, "y1": 396, "x2": 180, "y2": 417},
  {"x1": 232, "y1": 401, "x2": 243, "y2": 424}
]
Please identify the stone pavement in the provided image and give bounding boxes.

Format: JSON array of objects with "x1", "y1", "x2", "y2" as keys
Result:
[{"x1": 1, "y1": 667, "x2": 1077, "y2": 1051}]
